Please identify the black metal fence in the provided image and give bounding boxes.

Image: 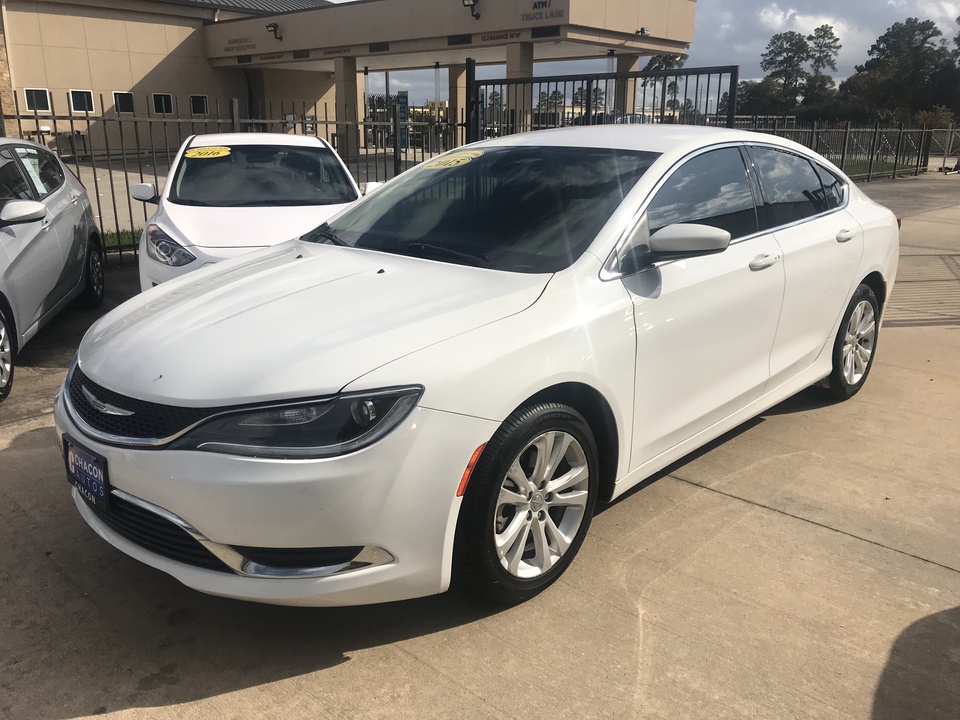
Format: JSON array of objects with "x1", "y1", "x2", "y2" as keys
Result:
[
  {"x1": 5, "y1": 83, "x2": 958, "y2": 258},
  {"x1": 466, "y1": 63, "x2": 740, "y2": 141},
  {"x1": 735, "y1": 118, "x2": 960, "y2": 182}
]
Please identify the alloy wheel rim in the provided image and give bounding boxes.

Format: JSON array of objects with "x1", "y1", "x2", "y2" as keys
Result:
[
  {"x1": 0, "y1": 319, "x2": 11, "y2": 390},
  {"x1": 90, "y1": 251, "x2": 104, "y2": 298},
  {"x1": 494, "y1": 430, "x2": 590, "y2": 579},
  {"x1": 842, "y1": 300, "x2": 876, "y2": 386}
]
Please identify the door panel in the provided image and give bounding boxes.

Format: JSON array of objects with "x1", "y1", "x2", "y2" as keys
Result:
[
  {"x1": 623, "y1": 146, "x2": 785, "y2": 470},
  {"x1": 14, "y1": 146, "x2": 82, "y2": 308},
  {"x1": 768, "y1": 210, "x2": 863, "y2": 386},
  {"x1": 746, "y1": 146, "x2": 865, "y2": 388},
  {"x1": 626, "y1": 236, "x2": 785, "y2": 467}
]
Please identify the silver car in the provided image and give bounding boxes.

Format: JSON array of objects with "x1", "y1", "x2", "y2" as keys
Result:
[{"x1": 0, "y1": 138, "x2": 104, "y2": 402}]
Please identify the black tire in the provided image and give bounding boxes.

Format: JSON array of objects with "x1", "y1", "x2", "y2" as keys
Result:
[
  {"x1": 454, "y1": 403, "x2": 599, "y2": 604},
  {"x1": 824, "y1": 283, "x2": 880, "y2": 401},
  {"x1": 0, "y1": 306, "x2": 15, "y2": 403},
  {"x1": 77, "y1": 238, "x2": 105, "y2": 309}
]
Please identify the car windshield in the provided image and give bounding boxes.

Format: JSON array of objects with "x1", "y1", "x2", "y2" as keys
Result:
[
  {"x1": 168, "y1": 143, "x2": 358, "y2": 207},
  {"x1": 305, "y1": 146, "x2": 659, "y2": 273}
]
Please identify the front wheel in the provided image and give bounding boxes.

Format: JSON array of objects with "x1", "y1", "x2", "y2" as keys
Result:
[
  {"x1": 824, "y1": 283, "x2": 880, "y2": 400},
  {"x1": 77, "y1": 239, "x2": 105, "y2": 309},
  {"x1": 0, "y1": 306, "x2": 15, "y2": 402},
  {"x1": 454, "y1": 403, "x2": 599, "y2": 604}
]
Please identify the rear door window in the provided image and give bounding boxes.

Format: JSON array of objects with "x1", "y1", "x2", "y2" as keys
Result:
[
  {"x1": 0, "y1": 149, "x2": 35, "y2": 210},
  {"x1": 749, "y1": 146, "x2": 829, "y2": 227}
]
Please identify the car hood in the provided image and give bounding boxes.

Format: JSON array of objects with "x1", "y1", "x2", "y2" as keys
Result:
[
  {"x1": 156, "y1": 202, "x2": 352, "y2": 249},
  {"x1": 78, "y1": 242, "x2": 550, "y2": 405}
]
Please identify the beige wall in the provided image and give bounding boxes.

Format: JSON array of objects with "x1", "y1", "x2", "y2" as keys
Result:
[{"x1": 1, "y1": 0, "x2": 343, "y2": 146}]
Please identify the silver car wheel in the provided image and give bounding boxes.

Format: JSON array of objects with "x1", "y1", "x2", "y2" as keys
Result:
[
  {"x1": 0, "y1": 315, "x2": 11, "y2": 391},
  {"x1": 842, "y1": 300, "x2": 876, "y2": 386},
  {"x1": 494, "y1": 430, "x2": 590, "y2": 579},
  {"x1": 89, "y1": 249, "x2": 104, "y2": 299}
]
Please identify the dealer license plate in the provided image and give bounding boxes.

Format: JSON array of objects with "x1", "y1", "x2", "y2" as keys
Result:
[{"x1": 64, "y1": 436, "x2": 110, "y2": 510}]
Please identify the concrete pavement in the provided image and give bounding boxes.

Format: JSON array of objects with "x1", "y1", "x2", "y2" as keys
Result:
[{"x1": 1, "y1": 174, "x2": 959, "y2": 719}]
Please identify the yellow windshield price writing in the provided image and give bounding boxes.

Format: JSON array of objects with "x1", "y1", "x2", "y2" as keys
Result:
[
  {"x1": 424, "y1": 150, "x2": 484, "y2": 169},
  {"x1": 184, "y1": 146, "x2": 232, "y2": 159}
]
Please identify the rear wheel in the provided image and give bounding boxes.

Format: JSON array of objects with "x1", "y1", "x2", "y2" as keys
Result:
[
  {"x1": 454, "y1": 403, "x2": 599, "y2": 604},
  {"x1": 78, "y1": 238, "x2": 105, "y2": 309},
  {"x1": 0, "y1": 306, "x2": 15, "y2": 402},
  {"x1": 824, "y1": 283, "x2": 879, "y2": 400}
]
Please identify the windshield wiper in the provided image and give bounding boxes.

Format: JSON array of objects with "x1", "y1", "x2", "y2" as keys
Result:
[
  {"x1": 168, "y1": 198, "x2": 212, "y2": 207},
  {"x1": 400, "y1": 242, "x2": 493, "y2": 269},
  {"x1": 301, "y1": 223, "x2": 348, "y2": 246}
]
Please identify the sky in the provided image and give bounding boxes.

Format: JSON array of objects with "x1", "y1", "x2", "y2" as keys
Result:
[{"x1": 327, "y1": 0, "x2": 960, "y2": 102}]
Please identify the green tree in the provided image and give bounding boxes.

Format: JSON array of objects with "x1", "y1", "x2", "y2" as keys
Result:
[
  {"x1": 641, "y1": 53, "x2": 687, "y2": 73},
  {"x1": 735, "y1": 78, "x2": 793, "y2": 116},
  {"x1": 760, "y1": 30, "x2": 812, "y2": 105},
  {"x1": 841, "y1": 17, "x2": 958, "y2": 116},
  {"x1": 807, "y1": 24, "x2": 841, "y2": 77},
  {"x1": 537, "y1": 90, "x2": 564, "y2": 110},
  {"x1": 572, "y1": 86, "x2": 606, "y2": 110}
]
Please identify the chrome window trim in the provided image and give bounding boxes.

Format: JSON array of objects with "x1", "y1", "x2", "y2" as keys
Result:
[
  {"x1": 103, "y1": 488, "x2": 395, "y2": 579},
  {"x1": 600, "y1": 141, "x2": 851, "y2": 282}
]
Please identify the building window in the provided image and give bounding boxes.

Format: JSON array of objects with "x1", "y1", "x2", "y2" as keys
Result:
[
  {"x1": 113, "y1": 92, "x2": 135, "y2": 114},
  {"x1": 152, "y1": 93, "x2": 174, "y2": 115},
  {"x1": 24, "y1": 88, "x2": 51, "y2": 113},
  {"x1": 190, "y1": 95, "x2": 208, "y2": 116},
  {"x1": 70, "y1": 90, "x2": 95, "y2": 114}
]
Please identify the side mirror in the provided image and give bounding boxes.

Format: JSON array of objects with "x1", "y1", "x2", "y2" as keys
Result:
[
  {"x1": 361, "y1": 181, "x2": 384, "y2": 196},
  {"x1": 130, "y1": 183, "x2": 159, "y2": 204},
  {"x1": 0, "y1": 200, "x2": 47, "y2": 227},
  {"x1": 618, "y1": 220, "x2": 731, "y2": 275},
  {"x1": 648, "y1": 223, "x2": 732, "y2": 260}
]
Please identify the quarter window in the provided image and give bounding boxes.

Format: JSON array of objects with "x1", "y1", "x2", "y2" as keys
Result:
[
  {"x1": 14, "y1": 147, "x2": 65, "y2": 198},
  {"x1": 813, "y1": 163, "x2": 845, "y2": 210},
  {"x1": 750, "y1": 146, "x2": 827, "y2": 226},
  {"x1": 646, "y1": 147, "x2": 758, "y2": 240}
]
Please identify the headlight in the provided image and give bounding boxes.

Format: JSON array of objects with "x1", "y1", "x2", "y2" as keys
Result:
[
  {"x1": 145, "y1": 224, "x2": 196, "y2": 267},
  {"x1": 170, "y1": 386, "x2": 423, "y2": 458}
]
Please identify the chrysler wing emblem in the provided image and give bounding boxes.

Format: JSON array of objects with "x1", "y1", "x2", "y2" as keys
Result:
[{"x1": 82, "y1": 386, "x2": 136, "y2": 417}]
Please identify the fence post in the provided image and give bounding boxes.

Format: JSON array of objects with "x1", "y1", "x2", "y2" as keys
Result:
[
  {"x1": 810, "y1": 120, "x2": 818, "y2": 152},
  {"x1": 392, "y1": 104, "x2": 401, "y2": 177},
  {"x1": 585, "y1": 79, "x2": 594, "y2": 126},
  {"x1": 867, "y1": 123, "x2": 879, "y2": 181},
  {"x1": 465, "y1": 57, "x2": 478, "y2": 143},
  {"x1": 892, "y1": 123, "x2": 904, "y2": 179},
  {"x1": 725, "y1": 66, "x2": 738, "y2": 129},
  {"x1": 230, "y1": 98, "x2": 241, "y2": 132},
  {"x1": 916, "y1": 124, "x2": 929, "y2": 175},
  {"x1": 839, "y1": 123, "x2": 850, "y2": 173}
]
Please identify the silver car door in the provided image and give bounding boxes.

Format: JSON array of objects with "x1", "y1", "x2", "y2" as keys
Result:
[{"x1": 0, "y1": 148, "x2": 64, "y2": 341}]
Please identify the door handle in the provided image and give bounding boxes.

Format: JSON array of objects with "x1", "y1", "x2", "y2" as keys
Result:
[
  {"x1": 749, "y1": 253, "x2": 780, "y2": 271},
  {"x1": 69, "y1": 192, "x2": 80, "y2": 204},
  {"x1": 836, "y1": 229, "x2": 856, "y2": 243},
  {"x1": 41, "y1": 218, "x2": 52, "y2": 229}
]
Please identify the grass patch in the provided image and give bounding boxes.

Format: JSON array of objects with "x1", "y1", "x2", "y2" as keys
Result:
[{"x1": 102, "y1": 228, "x2": 142, "y2": 248}]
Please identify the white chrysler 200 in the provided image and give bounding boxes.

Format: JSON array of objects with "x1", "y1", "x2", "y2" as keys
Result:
[{"x1": 54, "y1": 126, "x2": 899, "y2": 606}]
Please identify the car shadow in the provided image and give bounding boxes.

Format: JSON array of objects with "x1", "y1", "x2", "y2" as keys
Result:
[
  {"x1": 0, "y1": 423, "x2": 506, "y2": 720},
  {"x1": 871, "y1": 605, "x2": 960, "y2": 719},
  {"x1": 13, "y1": 257, "x2": 140, "y2": 369}
]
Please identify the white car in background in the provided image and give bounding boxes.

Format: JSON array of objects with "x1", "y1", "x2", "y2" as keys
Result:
[
  {"x1": 57, "y1": 126, "x2": 899, "y2": 606},
  {"x1": 131, "y1": 133, "x2": 360, "y2": 291},
  {"x1": 0, "y1": 138, "x2": 103, "y2": 403}
]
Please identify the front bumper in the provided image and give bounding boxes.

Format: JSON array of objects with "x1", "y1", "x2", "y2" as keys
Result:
[{"x1": 54, "y1": 390, "x2": 497, "y2": 606}]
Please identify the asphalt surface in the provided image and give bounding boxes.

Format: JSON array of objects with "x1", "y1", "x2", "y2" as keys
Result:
[{"x1": 1, "y1": 174, "x2": 959, "y2": 719}]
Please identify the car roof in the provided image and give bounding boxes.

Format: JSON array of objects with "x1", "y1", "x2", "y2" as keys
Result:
[
  {"x1": 184, "y1": 133, "x2": 328, "y2": 148},
  {"x1": 475, "y1": 124, "x2": 808, "y2": 155}
]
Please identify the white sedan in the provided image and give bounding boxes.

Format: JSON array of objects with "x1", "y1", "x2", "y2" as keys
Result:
[
  {"x1": 131, "y1": 133, "x2": 360, "y2": 291},
  {"x1": 54, "y1": 126, "x2": 899, "y2": 606}
]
